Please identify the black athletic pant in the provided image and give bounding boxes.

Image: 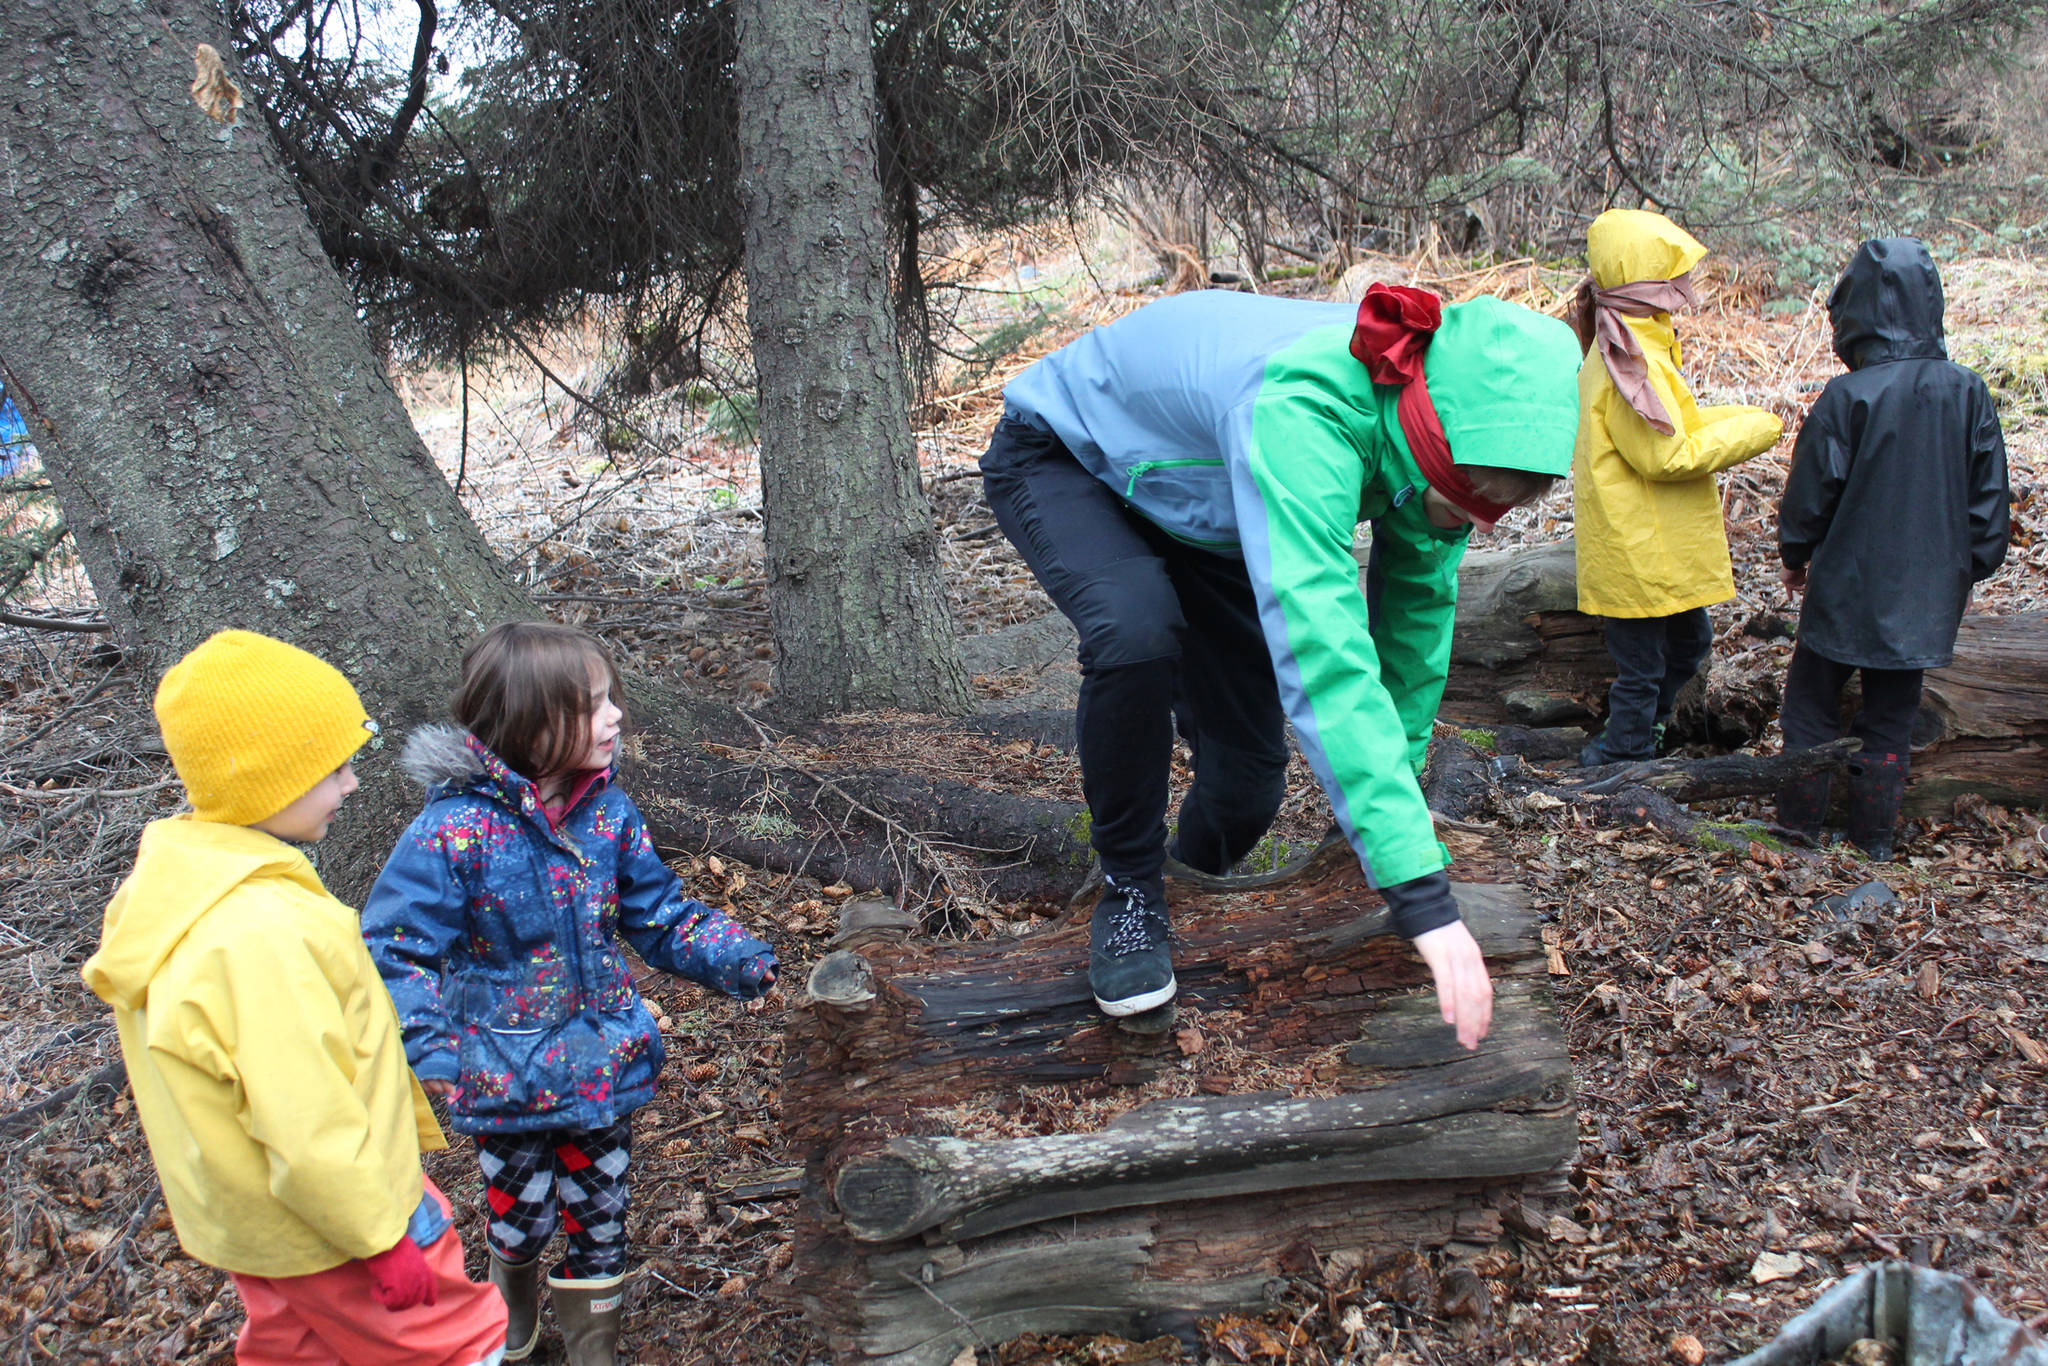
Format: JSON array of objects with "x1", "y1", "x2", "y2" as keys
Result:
[
  {"x1": 979, "y1": 417, "x2": 1289, "y2": 882},
  {"x1": 1778, "y1": 641, "x2": 1923, "y2": 761}
]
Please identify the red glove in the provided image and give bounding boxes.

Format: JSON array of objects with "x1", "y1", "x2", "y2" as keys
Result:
[{"x1": 362, "y1": 1236, "x2": 436, "y2": 1312}]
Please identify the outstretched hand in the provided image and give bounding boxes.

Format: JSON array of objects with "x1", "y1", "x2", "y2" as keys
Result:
[
  {"x1": 1410, "y1": 921, "x2": 1494, "y2": 1050},
  {"x1": 1780, "y1": 564, "x2": 1807, "y2": 595}
]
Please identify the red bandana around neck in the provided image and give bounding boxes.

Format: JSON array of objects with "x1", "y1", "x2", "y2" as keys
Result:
[{"x1": 1348, "y1": 282, "x2": 1514, "y2": 526}]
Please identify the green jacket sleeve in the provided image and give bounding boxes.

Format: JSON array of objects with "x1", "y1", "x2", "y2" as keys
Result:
[
  {"x1": 1230, "y1": 388, "x2": 1449, "y2": 892},
  {"x1": 1365, "y1": 505, "x2": 1467, "y2": 774}
]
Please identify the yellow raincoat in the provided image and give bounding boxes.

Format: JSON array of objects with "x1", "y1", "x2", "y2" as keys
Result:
[
  {"x1": 82, "y1": 818, "x2": 443, "y2": 1277},
  {"x1": 1573, "y1": 210, "x2": 1783, "y2": 617}
]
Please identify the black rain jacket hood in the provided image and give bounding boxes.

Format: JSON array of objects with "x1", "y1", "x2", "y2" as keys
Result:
[
  {"x1": 1779, "y1": 238, "x2": 2010, "y2": 671},
  {"x1": 1829, "y1": 237, "x2": 1947, "y2": 369}
]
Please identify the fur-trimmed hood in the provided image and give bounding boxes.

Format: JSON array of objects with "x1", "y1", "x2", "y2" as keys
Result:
[{"x1": 399, "y1": 723, "x2": 488, "y2": 790}]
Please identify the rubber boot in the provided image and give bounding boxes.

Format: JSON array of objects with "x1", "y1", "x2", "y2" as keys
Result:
[
  {"x1": 489, "y1": 1252, "x2": 544, "y2": 1362},
  {"x1": 1774, "y1": 769, "x2": 1834, "y2": 842},
  {"x1": 1844, "y1": 751, "x2": 1910, "y2": 862},
  {"x1": 548, "y1": 1270, "x2": 627, "y2": 1366}
]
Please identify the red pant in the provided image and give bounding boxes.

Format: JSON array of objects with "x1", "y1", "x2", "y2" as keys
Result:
[{"x1": 229, "y1": 1178, "x2": 507, "y2": 1366}]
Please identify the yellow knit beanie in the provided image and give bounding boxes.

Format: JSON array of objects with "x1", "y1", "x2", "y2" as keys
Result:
[{"x1": 154, "y1": 630, "x2": 378, "y2": 824}]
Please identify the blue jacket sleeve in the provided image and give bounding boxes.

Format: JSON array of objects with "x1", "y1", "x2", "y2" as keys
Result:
[
  {"x1": 360, "y1": 814, "x2": 468, "y2": 1085},
  {"x1": 610, "y1": 795, "x2": 777, "y2": 998}
]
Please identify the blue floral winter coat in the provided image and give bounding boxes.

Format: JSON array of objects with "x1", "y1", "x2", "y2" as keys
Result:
[{"x1": 362, "y1": 726, "x2": 775, "y2": 1135}]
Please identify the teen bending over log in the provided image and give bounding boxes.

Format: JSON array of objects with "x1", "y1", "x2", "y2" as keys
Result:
[{"x1": 980, "y1": 285, "x2": 1580, "y2": 1039}]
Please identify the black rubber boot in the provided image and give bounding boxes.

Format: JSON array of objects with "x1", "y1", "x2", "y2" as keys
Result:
[
  {"x1": 1774, "y1": 769, "x2": 1834, "y2": 841},
  {"x1": 1844, "y1": 751, "x2": 1910, "y2": 862}
]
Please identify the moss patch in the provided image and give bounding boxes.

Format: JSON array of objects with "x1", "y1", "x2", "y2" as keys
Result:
[{"x1": 1694, "y1": 820, "x2": 1783, "y2": 852}]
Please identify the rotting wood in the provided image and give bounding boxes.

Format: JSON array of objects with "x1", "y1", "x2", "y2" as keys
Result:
[
  {"x1": 781, "y1": 832, "x2": 1576, "y2": 1366},
  {"x1": 832, "y1": 1054, "x2": 1573, "y2": 1244},
  {"x1": 1421, "y1": 733, "x2": 1864, "y2": 853}
]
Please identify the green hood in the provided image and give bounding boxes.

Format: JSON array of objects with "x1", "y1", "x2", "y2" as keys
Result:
[{"x1": 1426, "y1": 296, "x2": 1581, "y2": 477}]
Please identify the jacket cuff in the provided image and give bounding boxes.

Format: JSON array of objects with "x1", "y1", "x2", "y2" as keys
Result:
[
  {"x1": 412, "y1": 1048, "x2": 460, "y2": 1085},
  {"x1": 1379, "y1": 870, "x2": 1460, "y2": 939},
  {"x1": 729, "y1": 950, "x2": 779, "y2": 1001},
  {"x1": 709, "y1": 939, "x2": 778, "y2": 1000},
  {"x1": 1780, "y1": 545, "x2": 1810, "y2": 571}
]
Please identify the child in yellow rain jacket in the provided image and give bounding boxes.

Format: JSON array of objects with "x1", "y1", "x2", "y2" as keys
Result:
[
  {"x1": 1571, "y1": 210, "x2": 1784, "y2": 764},
  {"x1": 81, "y1": 631, "x2": 506, "y2": 1366}
]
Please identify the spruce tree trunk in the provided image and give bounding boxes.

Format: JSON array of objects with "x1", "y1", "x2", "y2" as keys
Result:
[
  {"x1": 0, "y1": 0, "x2": 533, "y2": 891},
  {"x1": 732, "y1": 0, "x2": 973, "y2": 719}
]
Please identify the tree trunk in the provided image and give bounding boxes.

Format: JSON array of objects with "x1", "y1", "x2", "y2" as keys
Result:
[
  {"x1": 781, "y1": 833, "x2": 1575, "y2": 1365},
  {"x1": 0, "y1": 0, "x2": 534, "y2": 890},
  {"x1": 732, "y1": 0, "x2": 973, "y2": 720}
]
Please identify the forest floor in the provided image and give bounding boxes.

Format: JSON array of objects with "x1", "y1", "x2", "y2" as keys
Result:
[{"x1": 0, "y1": 238, "x2": 2045, "y2": 1365}]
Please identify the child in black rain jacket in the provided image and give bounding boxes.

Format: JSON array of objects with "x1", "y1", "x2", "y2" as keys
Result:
[{"x1": 1775, "y1": 238, "x2": 2011, "y2": 858}]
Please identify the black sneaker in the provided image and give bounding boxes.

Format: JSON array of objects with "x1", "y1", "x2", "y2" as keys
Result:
[{"x1": 1089, "y1": 875, "x2": 1175, "y2": 1016}]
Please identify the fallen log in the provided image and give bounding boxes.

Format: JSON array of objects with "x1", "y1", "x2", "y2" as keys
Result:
[
  {"x1": 1439, "y1": 540, "x2": 1776, "y2": 746},
  {"x1": 1420, "y1": 735, "x2": 1866, "y2": 855},
  {"x1": 634, "y1": 722, "x2": 1093, "y2": 907},
  {"x1": 1441, "y1": 540, "x2": 1609, "y2": 728},
  {"x1": 780, "y1": 832, "x2": 1575, "y2": 1365},
  {"x1": 1909, "y1": 613, "x2": 2048, "y2": 816},
  {"x1": 1442, "y1": 551, "x2": 2048, "y2": 816}
]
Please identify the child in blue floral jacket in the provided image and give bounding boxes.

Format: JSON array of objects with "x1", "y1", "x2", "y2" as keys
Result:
[{"x1": 362, "y1": 621, "x2": 775, "y2": 1366}]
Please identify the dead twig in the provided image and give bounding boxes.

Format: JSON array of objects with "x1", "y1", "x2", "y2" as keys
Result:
[
  {"x1": 0, "y1": 1060, "x2": 127, "y2": 1137},
  {"x1": 0, "y1": 610, "x2": 107, "y2": 633}
]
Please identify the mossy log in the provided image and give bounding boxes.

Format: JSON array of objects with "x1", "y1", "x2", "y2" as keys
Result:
[{"x1": 779, "y1": 833, "x2": 1575, "y2": 1365}]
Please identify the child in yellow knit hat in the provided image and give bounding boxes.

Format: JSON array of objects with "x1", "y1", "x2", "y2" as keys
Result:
[{"x1": 82, "y1": 631, "x2": 506, "y2": 1366}]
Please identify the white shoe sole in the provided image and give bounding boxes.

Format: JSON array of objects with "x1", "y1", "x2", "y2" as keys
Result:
[{"x1": 1094, "y1": 976, "x2": 1177, "y2": 1016}]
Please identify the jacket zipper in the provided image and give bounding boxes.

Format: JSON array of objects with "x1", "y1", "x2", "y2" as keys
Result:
[
  {"x1": 1124, "y1": 457, "x2": 1224, "y2": 498},
  {"x1": 1123, "y1": 458, "x2": 1237, "y2": 549},
  {"x1": 513, "y1": 786, "x2": 595, "y2": 1030}
]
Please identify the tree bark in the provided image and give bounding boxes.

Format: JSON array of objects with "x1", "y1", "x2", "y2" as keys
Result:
[
  {"x1": 781, "y1": 834, "x2": 1575, "y2": 1365},
  {"x1": 0, "y1": 0, "x2": 992, "y2": 901},
  {"x1": 1906, "y1": 613, "x2": 2048, "y2": 816},
  {"x1": 732, "y1": 0, "x2": 973, "y2": 720},
  {"x1": 0, "y1": 0, "x2": 534, "y2": 891}
]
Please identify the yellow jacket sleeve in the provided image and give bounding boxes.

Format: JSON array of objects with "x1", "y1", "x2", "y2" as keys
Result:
[
  {"x1": 1604, "y1": 360, "x2": 1782, "y2": 483},
  {"x1": 165, "y1": 928, "x2": 412, "y2": 1263}
]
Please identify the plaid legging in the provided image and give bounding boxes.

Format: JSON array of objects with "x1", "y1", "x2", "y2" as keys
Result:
[{"x1": 474, "y1": 1119, "x2": 632, "y2": 1279}]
